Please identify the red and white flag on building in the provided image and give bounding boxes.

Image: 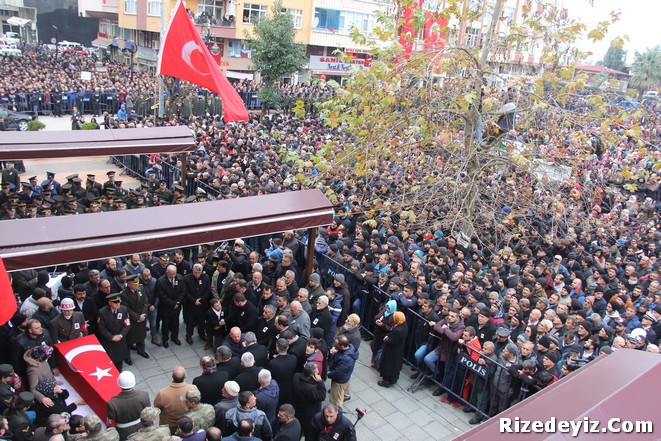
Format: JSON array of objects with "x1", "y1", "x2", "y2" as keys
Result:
[
  {"x1": 0, "y1": 257, "x2": 17, "y2": 326},
  {"x1": 157, "y1": 0, "x2": 248, "y2": 122},
  {"x1": 423, "y1": 13, "x2": 447, "y2": 53}
]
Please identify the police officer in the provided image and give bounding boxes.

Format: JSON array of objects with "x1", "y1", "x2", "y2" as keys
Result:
[
  {"x1": 97, "y1": 293, "x2": 131, "y2": 371},
  {"x1": 127, "y1": 407, "x2": 171, "y2": 441},
  {"x1": 0, "y1": 365, "x2": 16, "y2": 413},
  {"x1": 107, "y1": 371, "x2": 151, "y2": 441},
  {"x1": 49, "y1": 297, "x2": 87, "y2": 343},
  {"x1": 120, "y1": 275, "x2": 149, "y2": 359}
]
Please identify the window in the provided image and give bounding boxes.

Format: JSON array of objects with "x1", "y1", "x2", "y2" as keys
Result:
[
  {"x1": 284, "y1": 8, "x2": 303, "y2": 29},
  {"x1": 465, "y1": 27, "x2": 479, "y2": 47},
  {"x1": 124, "y1": 0, "x2": 136, "y2": 14},
  {"x1": 198, "y1": 0, "x2": 224, "y2": 20},
  {"x1": 340, "y1": 11, "x2": 372, "y2": 34},
  {"x1": 242, "y1": 3, "x2": 267, "y2": 24},
  {"x1": 148, "y1": 0, "x2": 161, "y2": 16},
  {"x1": 99, "y1": 19, "x2": 115, "y2": 36},
  {"x1": 314, "y1": 8, "x2": 341, "y2": 31},
  {"x1": 227, "y1": 39, "x2": 252, "y2": 58}
]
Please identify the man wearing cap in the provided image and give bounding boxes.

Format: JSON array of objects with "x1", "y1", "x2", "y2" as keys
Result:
[
  {"x1": 127, "y1": 407, "x2": 170, "y2": 441},
  {"x1": 304, "y1": 273, "x2": 325, "y2": 307},
  {"x1": 103, "y1": 171, "x2": 118, "y2": 193},
  {"x1": 40, "y1": 172, "x2": 60, "y2": 195},
  {"x1": 640, "y1": 312, "x2": 658, "y2": 344},
  {"x1": 0, "y1": 365, "x2": 16, "y2": 412},
  {"x1": 81, "y1": 414, "x2": 118, "y2": 441},
  {"x1": 181, "y1": 387, "x2": 215, "y2": 434},
  {"x1": 49, "y1": 297, "x2": 87, "y2": 343},
  {"x1": 213, "y1": 381, "x2": 240, "y2": 429},
  {"x1": 121, "y1": 274, "x2": 150, "y2": 360},
  {"x1": 108, "y1": 371, "x2": 151, "y2": 441},
  {"x1": 97, "y1": 293, "x2": 131, "y2": 371},
  {"x1": 6, "y1": 391, "x2": 36, "y2": 441}
]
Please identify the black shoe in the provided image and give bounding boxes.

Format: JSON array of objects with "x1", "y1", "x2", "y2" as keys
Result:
[
  {"x1": 124, "y1": 359, "x2": 133, "y2": 366},
  {"x1": 129, "y1": 344, "x2": 137, "y2": 351},
  {"x1": 469, "y1": 416, "x2": 483, "y2": 425},
  {"x1": 185, "y1": 336, "x2": 193, "y2": 345},
  {"x1": 377, "y1": 380, "x2": 391, "y2": 388},
  {"x1": 432, "y1": 388, "x2": 444, "y2": 396},
  {"x1": 172, "y1": 339, "x2": 182, "y2": 346},
  {"x1": 138, "y1": 351, "x2": 150, "y2": 359},
  {"x1": 162, "y1": 340, "x2": 169, "y2": 348},
  {"x1": 343, "y1": 395, "x2": 351, "y2": 402},
  {"x1": 463, "y1": 407, "x2": 476, "y2": 413}
]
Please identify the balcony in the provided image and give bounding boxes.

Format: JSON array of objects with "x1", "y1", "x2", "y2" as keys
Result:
[{"x1": 195, "y1": 16, "x2": 236, "y2": 40}]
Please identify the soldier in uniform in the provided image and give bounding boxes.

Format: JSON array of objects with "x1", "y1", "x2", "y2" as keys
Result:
[
  {"x1": 83, "y1": 414, "x2": 120, "y2": 441},
  {"x1": 103, "y1": 171, "x2": 118, "y2": 193},
  {"x1": 180, "y1": 387, "x2": 215, "y2": 434},
  {"x1": 107, "y1": 371, "x2": 151, "y2": 441},
  {"x1": 97, "y1": 293, "x2": 131, "y2": 372},
  {"x1": 120, "y1": 275, "x2": 150, "y2": 360},
  {"x1": 127, "y1": 407, "x2": 171, "y2": 441},
  {"x1": 49, "y1": 297, "x2": 87, "y2": 343},
  {"x1": 0, "y1": 364, "x2": 17, "y2": 413}
]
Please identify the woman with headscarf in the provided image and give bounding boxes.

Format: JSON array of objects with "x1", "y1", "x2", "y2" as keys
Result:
[
  {"x1": 24, "y1": 345, "x2": 57, "y2": 408},
  {"x1": 31, "y1": 378, "x2": 84, "y2": 427},
  {"x1": 378, "y1": 311, "x2": 409, "y2": 388},
  {"x1": 370, "y1": 299, "x2": 396, "y2": 368}
]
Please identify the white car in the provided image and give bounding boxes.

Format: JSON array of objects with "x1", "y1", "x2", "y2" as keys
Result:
[
  {"x1": 0, "y1": 45, "x2": 21, "y2": 56},
  {"x1": 3, "y1": 32, "x2": 20, "y2": 46}
]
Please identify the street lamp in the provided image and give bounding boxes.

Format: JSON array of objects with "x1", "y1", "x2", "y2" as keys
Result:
[{"x1": 52, "y1": 25, "x2": 59, "y2": 58}]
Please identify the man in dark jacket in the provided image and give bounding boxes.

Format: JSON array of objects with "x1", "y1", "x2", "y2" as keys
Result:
[
  {"x1": 254, "y1": 369, "x2": 279, "y2": 426},
  {"x1": 155, "y1": 265, "x2": 184, "y2": 347},
  {"x1": 267, "y1": 339, "x2": 297, "y2": 407},
  {"x1": 327, "y1": 336, "x2": 358, "y2": 408},
  {"x1": 192, "y1": 356, "x2": 228, "y2": 406},
  {"x1": 274, "y1": 404, "x2": 301, "y2": 441},
  {"x1": 291, "y1": 363, "x2": 326, "y2": 440},
  {"x1": 309, "y1": 295, "x2": 332, "y2": 348},
  {"x1": 309, "y1": 404, "x2": 356, "y2": 441},
  {"x1": 183, "y1": 264, "x2": 211, "y2": 344}
]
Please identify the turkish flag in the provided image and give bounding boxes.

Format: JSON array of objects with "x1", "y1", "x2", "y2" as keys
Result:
[
  {"x1": 423, "y1": 14, "x2": 447, "y2": 52},
  {"x1": 399, "y1": 6, "x2": 415, "y2": 58},
  {"x1": 55, "y1": 335, "x2": 121, "y2": 422},
  {"x1": 158, "y1": 0, "x2": 248, "y2": 122},
  {"x1": 0, "y1": 257, "x2": 17, "y2": 326}
]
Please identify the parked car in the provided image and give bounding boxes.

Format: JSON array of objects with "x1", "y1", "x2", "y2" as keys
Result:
[
  {"x1": 0, "y1": 45, "x2": 21, "y2": 57},
  {"x1": 0, "y1": 106, "x2": 34, "y2": 131},
  {"x1": 3, "y1": 32, "x2": 20, "y2": 46},
  {"x1": 58, "y1": 40, "x2": 87, "y2": 55}
]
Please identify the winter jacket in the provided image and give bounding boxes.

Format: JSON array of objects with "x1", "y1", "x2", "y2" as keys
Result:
[
  {"x1": 254, "y1": 380, "x2": 280, "y2": 425},
  {"x1": 328, "y1": 344, "x2": 358, "y2": 384}
]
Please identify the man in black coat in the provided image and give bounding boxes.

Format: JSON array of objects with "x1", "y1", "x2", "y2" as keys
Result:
[
  {"x1": 97, "y1": 293, "x2": 131, "y2": 372},
  {"x1": 267, "y1": 339, "x2": 297, "y2": 407},
  {"x1": 183, "y1": 264, "x2": 211, "y2": 344},
  {"x1": 225, "y1": 292, "x2": 259, "y2": 332},
  {"x1": 309, "y1": 295, "x2": 332, "y2": 347},
  {"x1": 234, "y1": 352, "x2": 261, "y2": 393},
  {"x1": 155, "y1": 265, "x2": 184, "y2": 347},
  {"x1": 255, "y1": 304, "x2": 278, "y2": 347},
  {"x1": 215, "y1": 345, "x2": 241, "y2": 380},
  {"x1": 274, "y1": 403, "x2": 302, "y2": 441},
  {"x1": 309, "y1": 404, "x2": 356, "y2": 441},
  {"x1": 244, "y1": 332, "x2": 269, "y2": 368},
  {"x1": 72, "y1": 284, "x2": 98, "y2": 334},
  {"x1": 280, "y1": 329, "x2": 307, "y2": 373},
  {"x1": 192, "y1": 356, "x2": 228, "y2": 406},
  {"x1": 291, "y1": 363, "x2": 326, "y2": 440}
]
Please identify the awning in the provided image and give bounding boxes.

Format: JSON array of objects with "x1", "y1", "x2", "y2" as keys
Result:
[
  {"x1": 458, "y1": 349, "x2": 661, "y2": 440},
  {"x1": 91, "y1": 37, "x2": 113, "y2": 49},
  {"x1": 7, "y1": 17, "x2": 31, "y2": 27},
  {"x1": 226, "y1": 70, "x2": 254, "y2": 80},
  {"x1": 0, "y1": 126, "x2": 195, "y2": 160},
  {"x1": 0, "y1": 189, "x2": 334, "y2": 271}
]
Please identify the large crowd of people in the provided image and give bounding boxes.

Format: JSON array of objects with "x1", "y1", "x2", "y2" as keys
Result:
[{"x1": 0, "y1": 44, "x2": 661, "y2": 440}]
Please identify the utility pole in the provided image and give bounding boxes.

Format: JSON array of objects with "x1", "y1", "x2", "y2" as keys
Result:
[{"x1": 158, "y1": 0, "x2": 165, "y2": 117}]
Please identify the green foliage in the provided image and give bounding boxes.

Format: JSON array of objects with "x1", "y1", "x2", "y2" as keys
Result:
[
  {"x1": 79, "y1": 122, "x2": 98, "y2": 130},
  {"x1": 292, "y1": 100, "x2": 307, "y2": 118},
  {"x1": 630, "y1": 46, "x2": 661, "y2": 97},
  {"x1": 257, "y1": 83, "x2": 283, "y2": 111},
  {"x1": 245, "y1": 0, "x2": 307, "y2": 86},
  {"x1": 601, "y1": 42, "x2": 627, "y2": 73},
  {"x1": 27, "y1": 120, "x2": 45, "y2": 131}
]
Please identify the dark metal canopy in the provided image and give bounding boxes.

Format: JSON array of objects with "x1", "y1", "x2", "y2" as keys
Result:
[
  {"x1": 458, "y1": 349, "x2": 661, "y2": 440},
  {"x1": 0, "y1": 189, "x2": 334, "y2": 271},
  {"x1": 0, "y1": 126, "x2": 195, "y2": 160}
]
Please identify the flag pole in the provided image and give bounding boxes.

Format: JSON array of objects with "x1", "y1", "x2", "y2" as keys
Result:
[{"x1": 158, "y1": 0, "x2": 165, "y2": 118}]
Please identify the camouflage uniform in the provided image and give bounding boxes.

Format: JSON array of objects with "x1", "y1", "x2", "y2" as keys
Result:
[
  {"x1": 128, "y1": 407, "x2": 171, "y2": 441},
  {"x1": 185, "y1": 403, "x2": 216, "y2": 432},
  {"x1": 83, "y1": 415, "x2": 120, "y2": 441}
]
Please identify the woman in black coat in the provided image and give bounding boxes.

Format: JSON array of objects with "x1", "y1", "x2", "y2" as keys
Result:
[
  {"x1": 31, "y1": 378, "x2": 84, "y2": 427},
  {"x1": 291, "y1": 363, "x2": 326, "y2": 440},
  {"x1": 378, "y1": 311, "x2": 409, "y2": 388}
]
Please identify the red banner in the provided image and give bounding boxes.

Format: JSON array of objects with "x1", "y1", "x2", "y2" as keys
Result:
[
  {"x1": 423, "y1": 13, "x2": 447, "y2": 52},
  {"x1": 0, "y1": 257, "x2": 17, "y2": 326}
]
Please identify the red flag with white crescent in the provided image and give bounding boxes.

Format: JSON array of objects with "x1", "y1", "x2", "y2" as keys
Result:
[
  {"x1": 424, "y1": 13, "x2": 447, "y2": 52},
  {"x1": 0, "y1": 257, "x2": 17, "y2": 326},
  {"x1": 399, "y1": 6, "x2": 415, "y2": 58},
  {"x1": 55, "y1": 335, "x2": 121, "y2": 422},
  {"x1": 157, "y1": 0, "x2": 248, "y2": 122}
]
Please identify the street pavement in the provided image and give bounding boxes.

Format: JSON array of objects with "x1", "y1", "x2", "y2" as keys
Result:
[{"x1": 19, "y1": 115, "x2": 473, "y2": 440}]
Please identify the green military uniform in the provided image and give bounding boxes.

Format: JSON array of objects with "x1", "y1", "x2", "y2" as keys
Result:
[
  {"x1": 84, "y1": 415, "x2": 120, "y2": 441},
  {"x1": 108, "y1": 389, "x2": 151, "y2": 441},
  {"x1": 127, "y1": 407, "x2": 171, "y2": 441},
  {"x1": 185, "y1": 403, "x2": 216, "y2": 433},
  {"x1": 49, "y1": 311, "x2": 87, "y2": 342}
]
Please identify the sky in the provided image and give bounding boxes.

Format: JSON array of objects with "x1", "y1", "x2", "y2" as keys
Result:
[{"x1": 569, "y1": 0, "x2": 661, "y2": 64}]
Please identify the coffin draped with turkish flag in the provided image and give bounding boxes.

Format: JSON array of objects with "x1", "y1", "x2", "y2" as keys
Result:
[
  {"x1": 157, "y1": 0, "x2": 248, "y2": 123},
  {"x1": 55, "y1": 335, "x2": 121, "y2": 422}
]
